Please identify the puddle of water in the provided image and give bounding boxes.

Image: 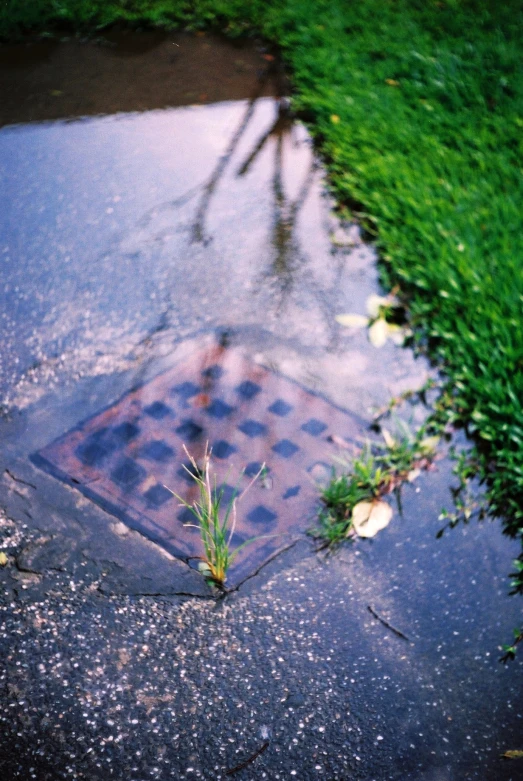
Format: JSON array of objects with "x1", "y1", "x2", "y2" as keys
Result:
[
  {"x1": 0, "y1": 95, "x2": 424, "y2": 413},
  {"x1": 0, "y1": 31, "x2": 281, "y2": 127},
  {"x1": 1, "y1": 35, "x2": 432, "y2": 581},
  {"x1": 0, "y1": 48, "x2": 431, "y2": 583}
]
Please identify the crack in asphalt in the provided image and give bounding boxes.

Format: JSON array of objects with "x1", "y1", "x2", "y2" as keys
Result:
[{"x1": 5, "y1": 469, "x2": 37, "y2": 490}]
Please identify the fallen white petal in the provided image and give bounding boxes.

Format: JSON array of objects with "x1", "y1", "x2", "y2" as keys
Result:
[
  {"x1": 368, "y1": 318, "x2": 389, "y2": 348},
  {"x1": 336, "y1": 313, "x2": 369, "y2": 328},
  {"x1": 366, "y1": 294, "x2": 390, "y2": 318},
  {"x1": 352, "y1": 500, "x2": 393, "y2": 538},
  {"x1": 381, "y1": 428, "x2": 396, "y2": 449}
]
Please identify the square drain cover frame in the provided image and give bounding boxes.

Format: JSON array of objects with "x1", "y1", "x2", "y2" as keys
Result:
[{"x1": 33, "y1": 342, "x2": 362, "y2": 586}]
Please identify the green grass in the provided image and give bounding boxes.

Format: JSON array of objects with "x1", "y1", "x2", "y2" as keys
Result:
[
  {"x1": 0, "y1": 0, "x2": 248, "y2": 38},
  {"x1": 2, "y1": 2, "x2": 522, "y2": 552},
  {"x1": 171, "y1": 445, "x2": 265, "y2": 588},
  {"x1": 313, "y1": 450, "x2": 382, "y2": 547},
  {"x1": 312, "y1": 420, "x2": 439, "y2": 546}
]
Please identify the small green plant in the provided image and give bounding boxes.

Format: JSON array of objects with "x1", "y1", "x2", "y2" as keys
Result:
[
  {"x1": 372, "y1": 378, "x2": 439, "y2": 424},
  {"x1": 314, "y1": 449, "x2": 380, "y2": 547},
  {"x1": 170, "y1": 445, "x2": 265, "y2": 588},
  {"x1": 437, "y1": 449, "x2": 489, "y2": 538},
  {"x1": 499, "y1": 559, "x2": 523, "y2": 663},
  {"x1": 311, "y1": 419, "x2": 439, "y2": 547},
  {"x1": 500, "y1": 625, "x2": 523, "y2": 664}
]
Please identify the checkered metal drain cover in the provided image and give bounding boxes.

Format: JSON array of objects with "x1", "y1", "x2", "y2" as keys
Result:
[{"x1": 33, "y1": 341, "x2": 362, "y2": 586}]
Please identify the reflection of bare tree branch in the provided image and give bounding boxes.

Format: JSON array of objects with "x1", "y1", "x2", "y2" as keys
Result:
[
  {"x1": 236, "y1": 125, "x2": 273, "y2": 177},
  {"x1": 274, "y1": 132, "x2": 285, "y2": 207},
  {"x1": 191, "y1": 66, "x2": 274, "y2": 245},
  {"x1": 236, "y1": 102, "x2": 293, "y2": 178},
  {"x1": 236, "y1": 96, "x2": 318, "y2": 314},
  {"x1": 268, "y1": 149, "x2": 318, "y2": 313},
  {"x1": 256, "y1": 135, "x2": 346, "y2": 349},
  {"x1": 137, "y1": 182, "x2": 203, "y2": 230},
  {"x1": 289, "y1": 158, "x2": 318, "y2": 222}
]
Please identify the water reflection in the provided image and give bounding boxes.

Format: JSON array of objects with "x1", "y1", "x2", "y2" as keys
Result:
[
  {"x1": 190, "y1": 89, "x2": 318, "y2": 316},
  {"x1": 191, "y1": 68, "x2": 275, "y2": 244}
]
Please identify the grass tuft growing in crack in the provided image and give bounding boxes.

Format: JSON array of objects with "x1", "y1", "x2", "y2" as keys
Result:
[
  {"x1": 169, "y1": 445, "x2": 265, "y2": 589},
  {"x1": 311, "y1": 419, "x2": 439, "y2": 548},
  {"x1": 313, "y1": 447, "x2": 380, "y2": 547}
]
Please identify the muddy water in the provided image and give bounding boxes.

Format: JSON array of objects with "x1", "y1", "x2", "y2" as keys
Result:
[
  {"x1": 0, "y1": 30, "x2": 282, "y2": 126},
  {"x1": 0, "y1": 33, "x2": 522, "y2": 780}
]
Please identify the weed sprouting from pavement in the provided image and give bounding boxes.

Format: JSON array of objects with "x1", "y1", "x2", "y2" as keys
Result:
[
  {"x1": 312, "y1": 418, "x2": 440, "y2": 547},
  {"x1": 169, "y1": 445, "x2": 265, "y2": 588},
  {"x1": 436, "y1": 448, "x2": 489, "y2": 538},
  {"x1": 313, "y1": 447, "x2": 380, "y2": 547}
]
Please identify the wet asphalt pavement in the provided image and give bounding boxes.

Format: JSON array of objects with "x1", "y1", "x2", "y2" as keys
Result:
[{"x1": 1, "y1": 32, "x2": 522, "y2": 780}]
